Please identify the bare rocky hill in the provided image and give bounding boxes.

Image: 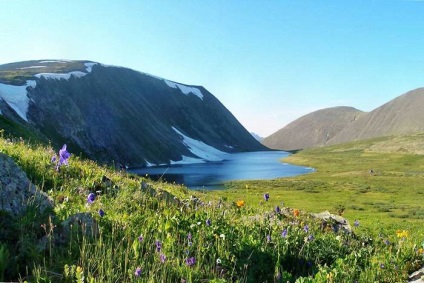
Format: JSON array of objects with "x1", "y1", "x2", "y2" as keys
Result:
[
  {"x1": 262, "y1": 106, "x2": 364, "y2": 150},
  {"x1": 328, "y1": 88, "x2": 424, "y2": 145},
  {"x1": 263, "y1": 88, "x2": 424, "y2": 151}
]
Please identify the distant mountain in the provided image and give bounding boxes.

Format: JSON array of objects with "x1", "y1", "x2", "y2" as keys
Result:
[
  {"x1": 250, "y1": 132, "x2": 264, "y2": 142},
  {"x1": 0, "y1": 60, "x2": 267, "y2": 166},
  {"x1": 263, "y1": 88, "x2": 424, "y2": 150},
  {"x1": 262, "y1": 107, "x2": 363, "y2": 150},
  {"x1": 328, "y1": 88, "x2": 424, "y2": 145}
]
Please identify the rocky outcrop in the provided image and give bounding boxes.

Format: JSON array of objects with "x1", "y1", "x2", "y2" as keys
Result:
[{"x1": 0, "y1": 153, "x2": 53, "y2": 217}]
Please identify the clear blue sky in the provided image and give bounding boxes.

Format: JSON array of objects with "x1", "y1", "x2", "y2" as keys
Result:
[{"x1": 1, "y1": 0, "x2": 424, "y2": 137}]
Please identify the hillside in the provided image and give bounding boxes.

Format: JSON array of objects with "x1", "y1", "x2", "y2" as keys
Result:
[
  {"x1": 328, "y1": 88, "x2": 424, "y2": 145},
  {"x1": 262, "y1": 106, "x2": 364, "y2": 150},
  {"x1": 0, "y1": 60, "x2": 266, "y2": 166},
  {"x1": 264, "y1": 88, "x2": 424, "y2": 150}
]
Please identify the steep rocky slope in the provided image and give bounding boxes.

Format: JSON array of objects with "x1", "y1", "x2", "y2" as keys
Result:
[{"x1": 0, "y1": 60, "x2": 266, "y2": 166}]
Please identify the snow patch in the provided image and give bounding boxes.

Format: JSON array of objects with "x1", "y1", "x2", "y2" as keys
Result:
[
  {"x1": 171, "y1": 155, "x2": 206, "y2": 165},
  {"x1": 84, "y1": 62, "x2": 97, "y2": 73},
  {"x1": 165, "y1": 80, "x2": 203, "y2": 100},
  {"x1": 35, "y1": 71, "x2": 87, "y2": 80},
  {"x1": 172, "y1": 127, "x2": 227, "y2": 162},
  {"x1": 18, "y1": 66, "x2": 47, "y2": 70},
  {"x1": 0, "y1": 80, "x2": 36, "y2": 121}
]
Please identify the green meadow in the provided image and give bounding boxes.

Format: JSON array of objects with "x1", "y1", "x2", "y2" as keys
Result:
[{"x1": 0, "y1": 132, "x2": 423, "y2": 282}]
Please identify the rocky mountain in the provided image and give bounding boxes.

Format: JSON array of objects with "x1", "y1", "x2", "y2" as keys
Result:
[
  {"x1": 263, "y1": 88, "x2": 424, "y2": 151},
  {"x1": 250, "y1": 132, "x2": 264, "y2": 142},
  {"x1": 0, "y1": 60, "x2": 266, "y2": 166},
  {"x1": 262, "y1": 107, "x2": 364, "y2": 150}
]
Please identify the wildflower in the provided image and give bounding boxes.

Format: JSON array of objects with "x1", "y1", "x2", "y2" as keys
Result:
[
  {"x1": 219, "y1": 234, "x2": 225, "y2": 240},
  {"x1": 206, "y1": 219, "x2": 211, "y2": 226},
  {"x1": 134, "y1": 267, "x2": 142, "y2": 277},
  {"x1": 417, "y1": 248, "x2": 424, "y2": 254},
  {"x1": 281, "y1": 229, "x2": 288, "y2": 238},
  {"x1": 185, "y1": 257, "x2": 196, "y2": 266},
  {"x1": 354, "y1": 220, "x2": 360, "y2": 227},
  {"x1": 396, "y1": 230, "x2": 408, "y2": 238},
  {"x1": 59, "y1": 144, "x2": 71, "y2": 166},
  {"x1": 307, "y1": 234, "x2": 314, "y2": 242},
  {"x1": 155, "y1": 240, "x2": 162, "y2": 252},
  {"x1": 216, "y1": 258, "x2": 222, "y2": 265},
  {"x1": 87, "y1": 193, "x2": 96, "y2": 204},
  {"x1": 76, "y1": 266, "x2": 83, "y2": 273},
  {"x1": 275, "y1": 206, "x2": 281, "y2": 214},
  {"x1": 384, "y1": 239, "x2": 390, "y2": 245},
  {"x1": 380, "y1": 263, "x2": 385, "y2": 269},
  {"x1": 160, "y1": 253, "x2": 167, "y2": 263},
  {"x1": 187, "y1": 232, "x2": 192, "y2": 240},
  {"x1": 266, "y1": 235, "x2": 271, "y2": 242},
  {"x1": 51, "y1": 155, "x2": 57, "y2": 163},
  {"x1": 293, "y1": 209, "x2": 300, "y2": 217},
  {"x1": 98, "y1": 209, "x2": 105, "y2": 217},
  {"x1": 236, "y1": 200, "x2": 245, "y2": 207},
  {"x1": 264, "y1": 193, "x2": 269, "y2": 201},
  {"x1": 303, "y1": 224, "x2": 309, "y2": 233}
]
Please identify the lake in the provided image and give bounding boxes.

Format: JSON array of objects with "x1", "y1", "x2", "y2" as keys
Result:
[{"x1": 131, "y1": 151, "x2": 314, "y2": 190}]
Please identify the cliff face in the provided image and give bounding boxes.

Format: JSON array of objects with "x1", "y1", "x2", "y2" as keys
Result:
[{"x1": 0, "y1": 60, "x2": 266, "y2": 166}]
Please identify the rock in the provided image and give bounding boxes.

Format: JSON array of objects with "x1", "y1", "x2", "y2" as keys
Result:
[
  {"x1": 61, "y1": 212, "x2": 98, "y2": 238},
  {"x1": 409, "y1": 267, "x2": 424, "y2": 283},
  {"x1": 311, "y1": 211, "x2": 352, "y2": 233},
  {"x1": 0, "y1": 153, "x2": 53, "y2": 217}
]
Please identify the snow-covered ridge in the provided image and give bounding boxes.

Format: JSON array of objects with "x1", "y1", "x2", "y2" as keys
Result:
[
  {"x1": 34, "y1": 62, "x2": 98, "y2": 81},
  {"x1": 165, "y1": 80, "x2": 203, "y2": 100},
  {"x1": 172, "y1": 127, "x2": 227, "y2": 164},
  {"x1": 0, "y1": 80, "x2": 36, "y2": 121}
]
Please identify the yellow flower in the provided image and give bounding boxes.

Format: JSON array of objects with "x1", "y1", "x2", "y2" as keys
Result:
[
  {"x1": 236, "y1": 200, "x2": 245, "y2": 207},
  {"x1": 417, "y1": 248, "x2": 424, "y2": 254},
  {"x1": 76, "y1": 266, "x2": 83, "y2": 273},
  {"x1": 396, "y1": 230, "x2": 408, "y2": 238}
]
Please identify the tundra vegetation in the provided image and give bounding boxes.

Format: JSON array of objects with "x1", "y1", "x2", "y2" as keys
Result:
[{"x1": 0, "y1": 131, "x2": 423, "y2": 282}]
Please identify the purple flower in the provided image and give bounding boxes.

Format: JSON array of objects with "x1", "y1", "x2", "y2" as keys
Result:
[
  {"x1": 304, "y1": 224, "x2": 309, "y2": 233},
  {"x1": 155, "y1": 240, "x2": 162, "y2": 252},
  {"x1": 87, "y1": 193, "x2": 96, "y2": 204},
  {"x1": 275, "y1": 206, "x2": 281, "y2": 214},
  {"x1": 307, "y1": 234, "x2": 314, "y2": 242},
  {"x1": 266, "y1": 235, "x2": 271, "y2": 242},
  {"x1": 264, "y1": 193, "x2": 269, "y2": 201},
  {"x1": 58, "y1": 144, "x2": 71, "y2": 166},
  {"x1": 384, "y1": 239, "x2": 390, "y2": 245},
  {"x1": 206, "y1": 219, "x2": 211, "y2": 226},
  {"x1": 134, "y1": 267, "x2": 142, "y2": 277},
  {"x1": 51, "y1": 155, "x2": 57, "y2": 163},
  {"x1": 160, "y1": 253, "x2": 166, "y2": 263},
  {"x1": 98, "y1": 209, "x2": 105, "y2": 217},
  {"x1": 354, "y1": 220, "x2": 360, "y2": 227},
  {"x1": 138, "y1": 235, "x2": 144, "y2": 242},
  {"x1": 281, "y1": 229, "x2": 288, "y2": 238},
  {"x1": 185, "y1": 257, "x2": 196, "y2": 266},
  {"x1": 187, "y1": 232, "x2": 192, "y2": 240}
]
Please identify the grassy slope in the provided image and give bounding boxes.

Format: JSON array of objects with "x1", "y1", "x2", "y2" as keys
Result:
[
  {"x1": 216, "y1": 134, "x2": 424, "y2": 237},
  {"x1": 0, "y1": 132, "x2": 423, "y2": 282}
]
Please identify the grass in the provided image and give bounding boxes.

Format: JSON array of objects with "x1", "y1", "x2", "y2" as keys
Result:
[{"x1": 0, "y1": 132, "x2": 423, "y2": 282}]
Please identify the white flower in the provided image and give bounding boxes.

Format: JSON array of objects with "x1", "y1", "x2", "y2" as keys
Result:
[
  {"x1": 216, "y1": 258, "x2": 222, "y2": 264},
  {"x1": 197, "y1": 221, "x2": 201, "y2": 226},
  {"x1": 220, "y1": 234, "x2": 225, "y2": 240}
]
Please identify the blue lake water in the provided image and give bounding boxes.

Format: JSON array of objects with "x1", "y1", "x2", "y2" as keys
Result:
[{"x1": 131, "y1": 151, "x2": 314, "y2": 190}]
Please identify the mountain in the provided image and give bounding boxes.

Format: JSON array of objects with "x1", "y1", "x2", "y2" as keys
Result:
[
  {"x1": 262, "y1": 107, "x2": 364, "y2": 150},
  {"x1": 250, "y1": 132, "x2": 264, "y2": 142},
  {"x1": 328, "y1": 88, "x2": 424, "y2": 145},
  {"x1": 263, "y1": 88, "x2": 424, "y2": 151},
  {"x1": 0, "y1": 60, "x2": 266, "y2": 166}
]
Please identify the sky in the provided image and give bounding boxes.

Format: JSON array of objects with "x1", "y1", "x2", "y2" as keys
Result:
[{"x1": 1, "y1": 0, "x2": 424, "y2": 137}]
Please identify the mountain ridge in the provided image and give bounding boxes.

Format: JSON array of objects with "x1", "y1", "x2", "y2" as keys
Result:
[
  {"x1": 262, "y1": 88, "x2": 424, "y2": 150},
  {"x1": 0, "y1": 60, "x2": 267, "y2": 166}
]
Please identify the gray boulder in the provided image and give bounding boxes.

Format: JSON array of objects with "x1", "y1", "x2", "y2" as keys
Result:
[{"x1": 0, "y1": 153, "x2": 53, "y2": 217}]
